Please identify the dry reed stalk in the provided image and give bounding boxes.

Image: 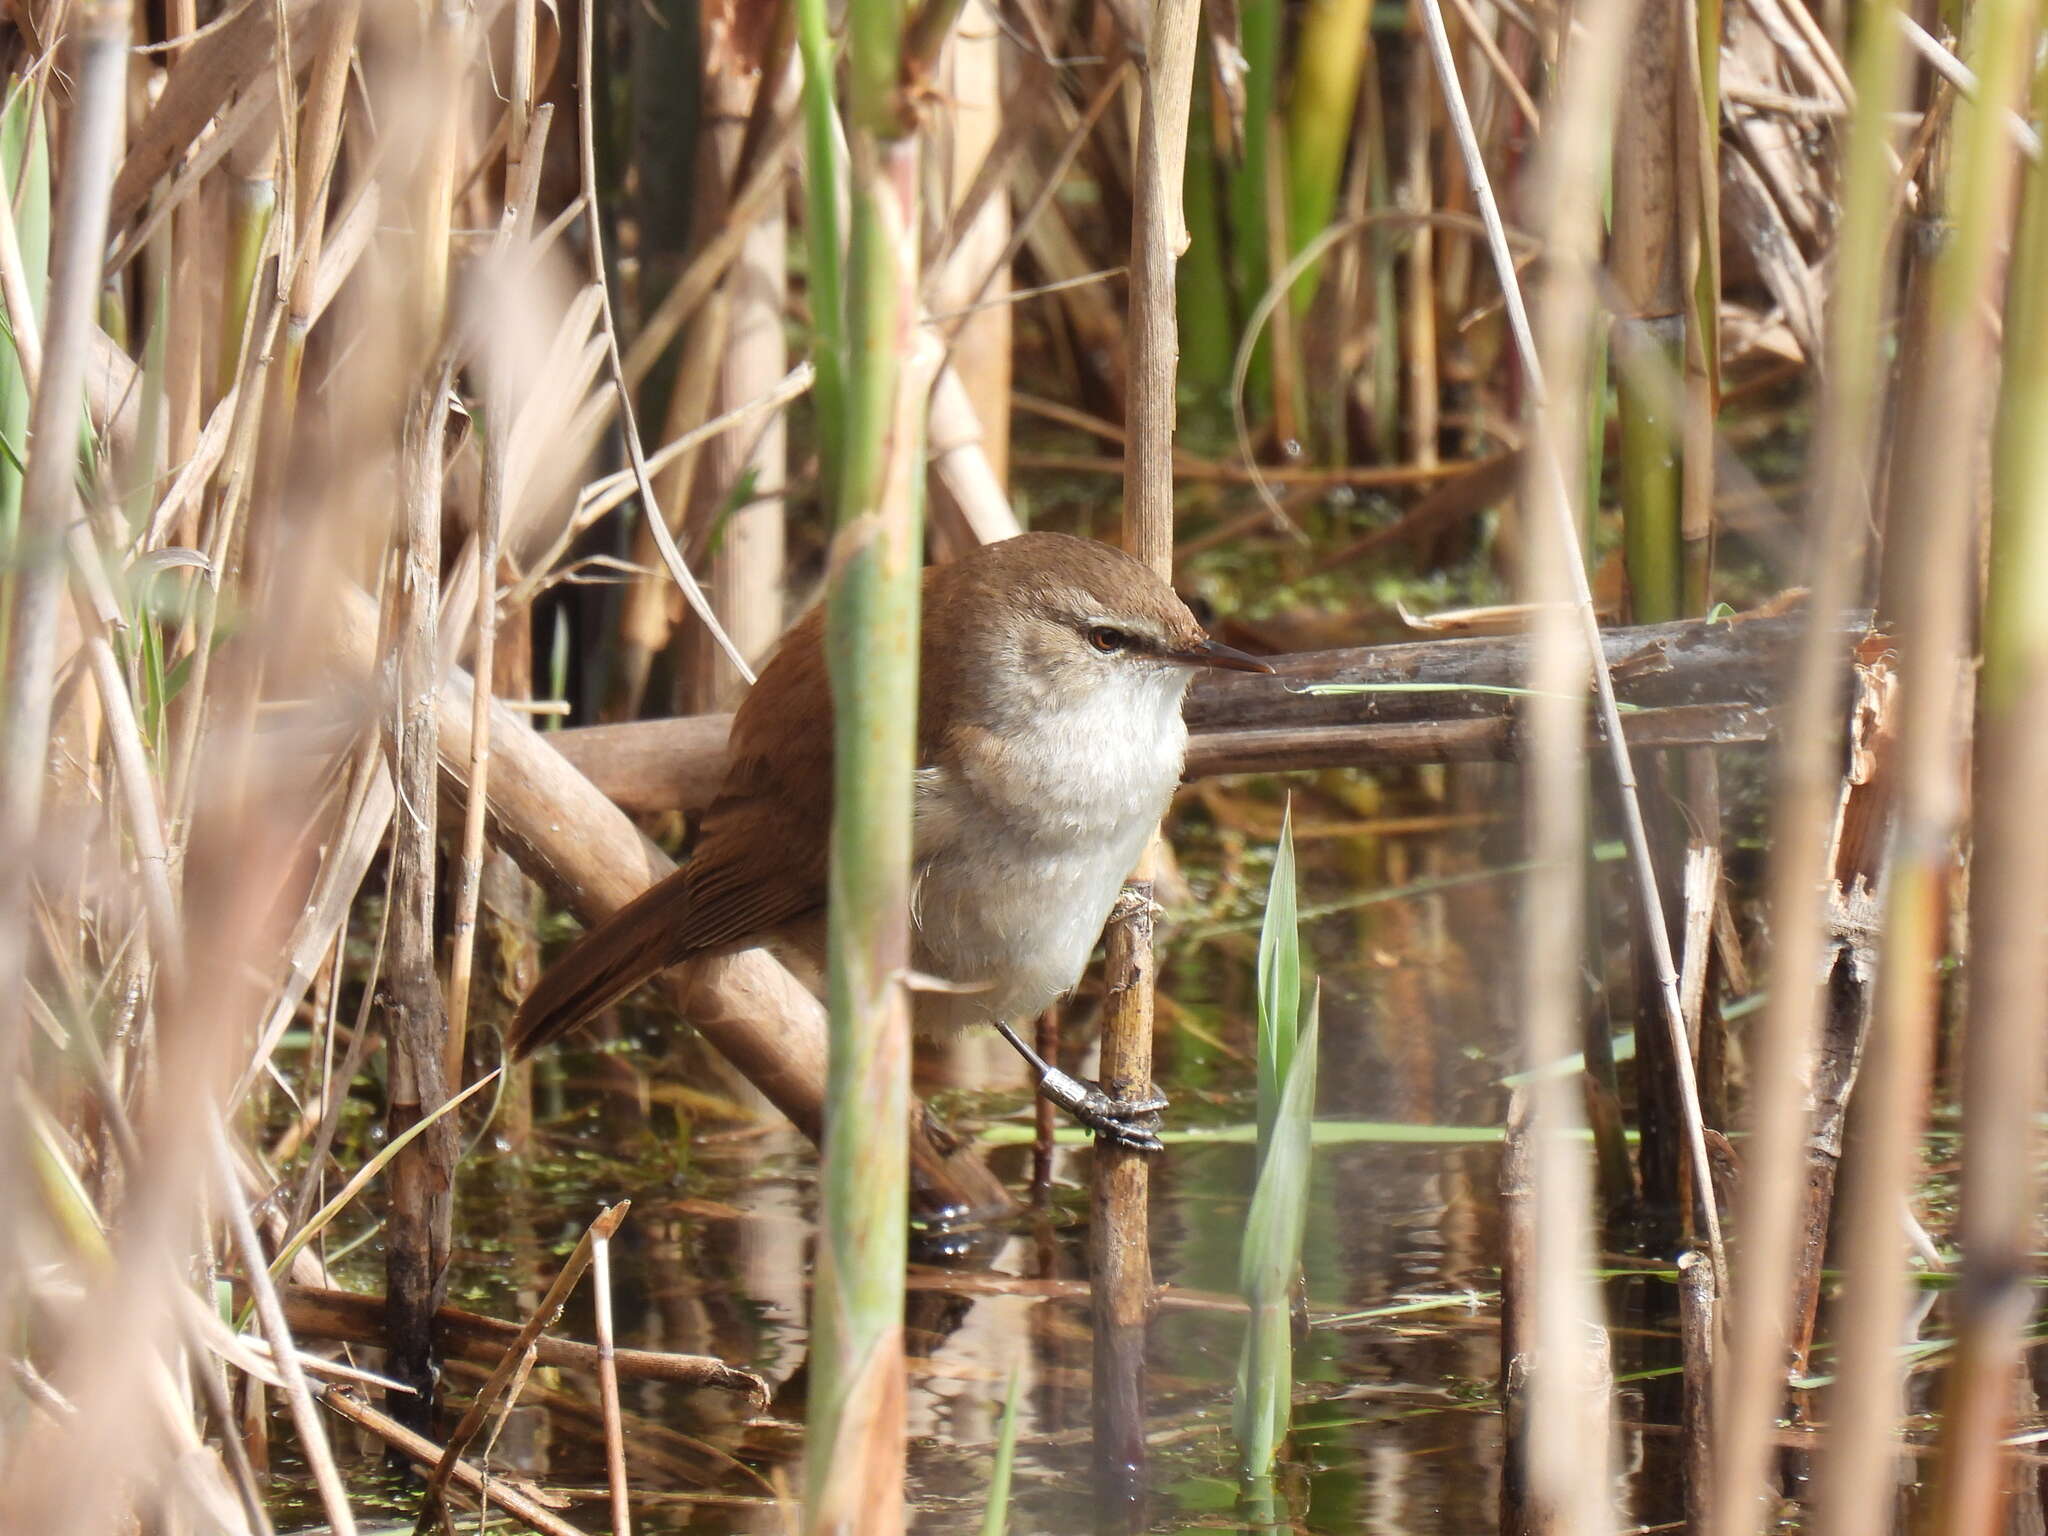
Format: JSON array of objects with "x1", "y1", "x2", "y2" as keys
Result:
[
  {"x1": 1677, "y1": 0, "x2": 1721, "y2": 614},
  {"x1": 212, "y1": 1124, "x2": 357, "y2": 1536},
  {"x1": 380, "y1": 0, "x2": 469, "y2": 1401},
  {"x1": 1088, "y1": 2, "x2": 1201, "y2": 1523},
  {"x1": 548, "y1": 610, "x2": 1836, "y2": 813},
  {"x1": 931, "y1": 0, "x2": 1011, "y2": 496},
  {"x1": 620, "y1": 117, "x2": 797, "y2": 393},
  {"x1": 319, "y1": 1384, "x2": 594, "y2": 1536},
  {"x1": 537, "y1": 363, "x2": 815, "y2": 583},
  {"x1": 1707, "y1": 0, "x2": 1907, "y2": 1526},
  {"x1": 561, "y1": 696, "x2": 1792, "y2": 808},
  {"x1": 681, "y1": 56, "x2": 792, "y2": 708},
  {"x1": 1422, "y1": 0, "x2": 1725, "y2": 1298},
  {"x1": 1402, "y1": 31, "x2": 1440, "y2": 471},
  {"x1": 574, "y1": 0, "x2": 755, "y2": 686},
  {"x1": 928, "y1": 367, "x2": 1025, "y2": 546},
  {"x1": 1413, "y1": 0, "x2": 1648, "y2": 1516},
  {"x1": 0, "y1": 0, "x2": 130, "y2": 1088},
  {"x1": 615, "y1": 296, "x2": 729, "y2": 716},
  {"x1": 1920, "y1": 13, "x2": 2048, "y2": 1527},
  {"x1": 447, "y1": 106, "x2": 556, "y2": 1088},
  {"x1": 3, "y1": 584, "x2": 334, "y2": 1534},
  {"x1": 281, "y1": 1281, "x2": 766, "y2": 1396},
  {"x1": 413, "y1": 1200, "x2": 628, "y2": 1532},
  {"x1": 1678, "y1": 1247, "x2": 1717, "y2": 1534},
  {"x1": 592, "y1": 1224, "x2": 631, "y2": 1536}
]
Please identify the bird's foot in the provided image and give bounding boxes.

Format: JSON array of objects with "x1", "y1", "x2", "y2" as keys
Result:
[{"x1": 1036, "y1": 1066, "x2": 1169, "y2": 1152}]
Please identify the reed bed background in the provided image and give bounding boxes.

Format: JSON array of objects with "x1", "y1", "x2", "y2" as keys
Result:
[{"x1": 0, "y1": 0, "x2": 2040, "y2": 1528}]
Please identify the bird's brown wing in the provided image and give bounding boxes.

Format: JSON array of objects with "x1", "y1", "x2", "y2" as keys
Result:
[{"x1": 509, "y1": 608, "x2": 835, "y2": 1060}]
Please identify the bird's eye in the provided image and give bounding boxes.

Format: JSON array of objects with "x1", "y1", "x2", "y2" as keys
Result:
[{"x1": 1086, "y1": 626, "x2": 1129, "y2": 654}]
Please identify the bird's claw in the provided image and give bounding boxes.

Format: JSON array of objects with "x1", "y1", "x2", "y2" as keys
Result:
[{"x1": 1037, "y1": 1066, "x2": 1169, "y2": 1152}]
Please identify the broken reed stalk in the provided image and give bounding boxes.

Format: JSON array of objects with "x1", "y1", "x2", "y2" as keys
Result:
[
  {"x1": 384, "y1": 380, "x2": 458, "y2": 1426},
  {"x1": 1923, "y1": 25, "x2": 2048, "y2": 1534},
  {"x1": 1092, "y1": 1, "x2": 1202, "y2": 1524},
  {"x1": 281, "y1": 1281, "x2": 766, "y2": 1398},
  {"x1": 320, "y1": 1385, "x2": 593, "y2": 1536},
  {"x1": 1678, "y1": 1249, "x2": 1716, "y2": 1535},
  {"x1": 804, "y1": 2, "x2": 928, "y2": 1530},
  {"x1": 1708, "y1": 0, "x2": 1906, "y2": 1528},
  {"x1": 1421, "y1": 0, "x2": 1725, "y2": 1301},
  {"x1": 380, "y1": 0, "x2": 469, "y2": 1423},
  {"x1": 593, "y1": 1223, "x2": 631, "y2": 1536},
  {"x1": 0, "y1": 0, "x2": 129, "y2": 1096},
  {"x1": 413, "y1": 1200, "x2": 630, "y2": 1533}
]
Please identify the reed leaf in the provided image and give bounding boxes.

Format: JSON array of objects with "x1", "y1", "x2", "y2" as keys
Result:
[
  {"x1": 262, "y1": 1069, "x2": 500, "y2": 1291},
  {"x1": 1235, "y1": 1002, "x2": 1320, "y2": 1478},
  {"x1": 979, "y1": 1360, "x2": 1024, "y2": 1536},
  {"x1": 1254, "y1": 801, "x2": 1301, "y2": 1157},
  {"x1": 0, "y1": 78, "x2": 47, "y2": 573}
]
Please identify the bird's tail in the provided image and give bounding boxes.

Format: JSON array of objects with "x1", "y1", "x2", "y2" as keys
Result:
[{"x1": 508, "y1": 872, "x2": 694, "y2": 1059}]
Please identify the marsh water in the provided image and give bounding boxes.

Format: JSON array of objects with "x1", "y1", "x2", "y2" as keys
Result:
[
  {"x1": 251, "y1": 786, "x2": 1761, "y2": 1531},
  {"x1": 260, "y1": 766, "x2": 2019, "y2": 1534}
]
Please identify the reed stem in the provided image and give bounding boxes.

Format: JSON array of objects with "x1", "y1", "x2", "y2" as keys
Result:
[{"x1": 807, "y1": 2, "x2": 929, "y2": 1529}]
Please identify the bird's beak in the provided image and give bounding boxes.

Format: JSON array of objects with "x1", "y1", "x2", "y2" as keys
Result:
[{"x1": 1168, "y1": 637, "x2": 1276, "y2": 674}]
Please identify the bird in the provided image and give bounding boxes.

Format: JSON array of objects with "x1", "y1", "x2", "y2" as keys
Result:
[{"x1": 508, "y1": 531, "x2": 1273, "y2": 1148}]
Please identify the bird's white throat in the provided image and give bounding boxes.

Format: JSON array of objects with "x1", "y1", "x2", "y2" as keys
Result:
[{"x1": 908, "y1": 664, "x2": 1193, "y2": 1033}]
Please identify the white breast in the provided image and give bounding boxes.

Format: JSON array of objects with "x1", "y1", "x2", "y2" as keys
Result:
[{"x1": 909, "y1": 668, "x2": 1191, "y2": 1033}]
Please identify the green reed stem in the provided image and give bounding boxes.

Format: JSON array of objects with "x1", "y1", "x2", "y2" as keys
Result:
[
  {"x1": 1230, "y1": 0, "x2": 1281, "y2": 411},
  {"x1": 1283, "y1": 0, "x2": 1372, "y2": 315},
  {"x1": 809, "y1": 0, "x2": 923, "y2": 1528}
]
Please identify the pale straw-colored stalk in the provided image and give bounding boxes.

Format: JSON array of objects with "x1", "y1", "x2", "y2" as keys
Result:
[{"x1": 1709, "y1": 0, "x2": 1907, "y2": 1526}]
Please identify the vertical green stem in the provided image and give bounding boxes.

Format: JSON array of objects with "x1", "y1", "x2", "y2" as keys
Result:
[
  {"x1": 1283, "y1": 0, "x2": 1373, "y2": 314},
  {"x1": 1615, "y1": 318, "x2": 1684, "y2": 623},
  {"x1": 1230, "y1": 0, "x2": 1281, "y2": 411},
  {"x1": 1178, "y1": 62, "x2": 1233, "y2": 406},
  {"x1": 809, "y1": 0, "x2": 922, "y2": 1529}
]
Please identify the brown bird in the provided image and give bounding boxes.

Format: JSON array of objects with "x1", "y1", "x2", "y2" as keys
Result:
[{"x1": 509, "y1": 531, "x2": 1271, "y2": 1147}]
